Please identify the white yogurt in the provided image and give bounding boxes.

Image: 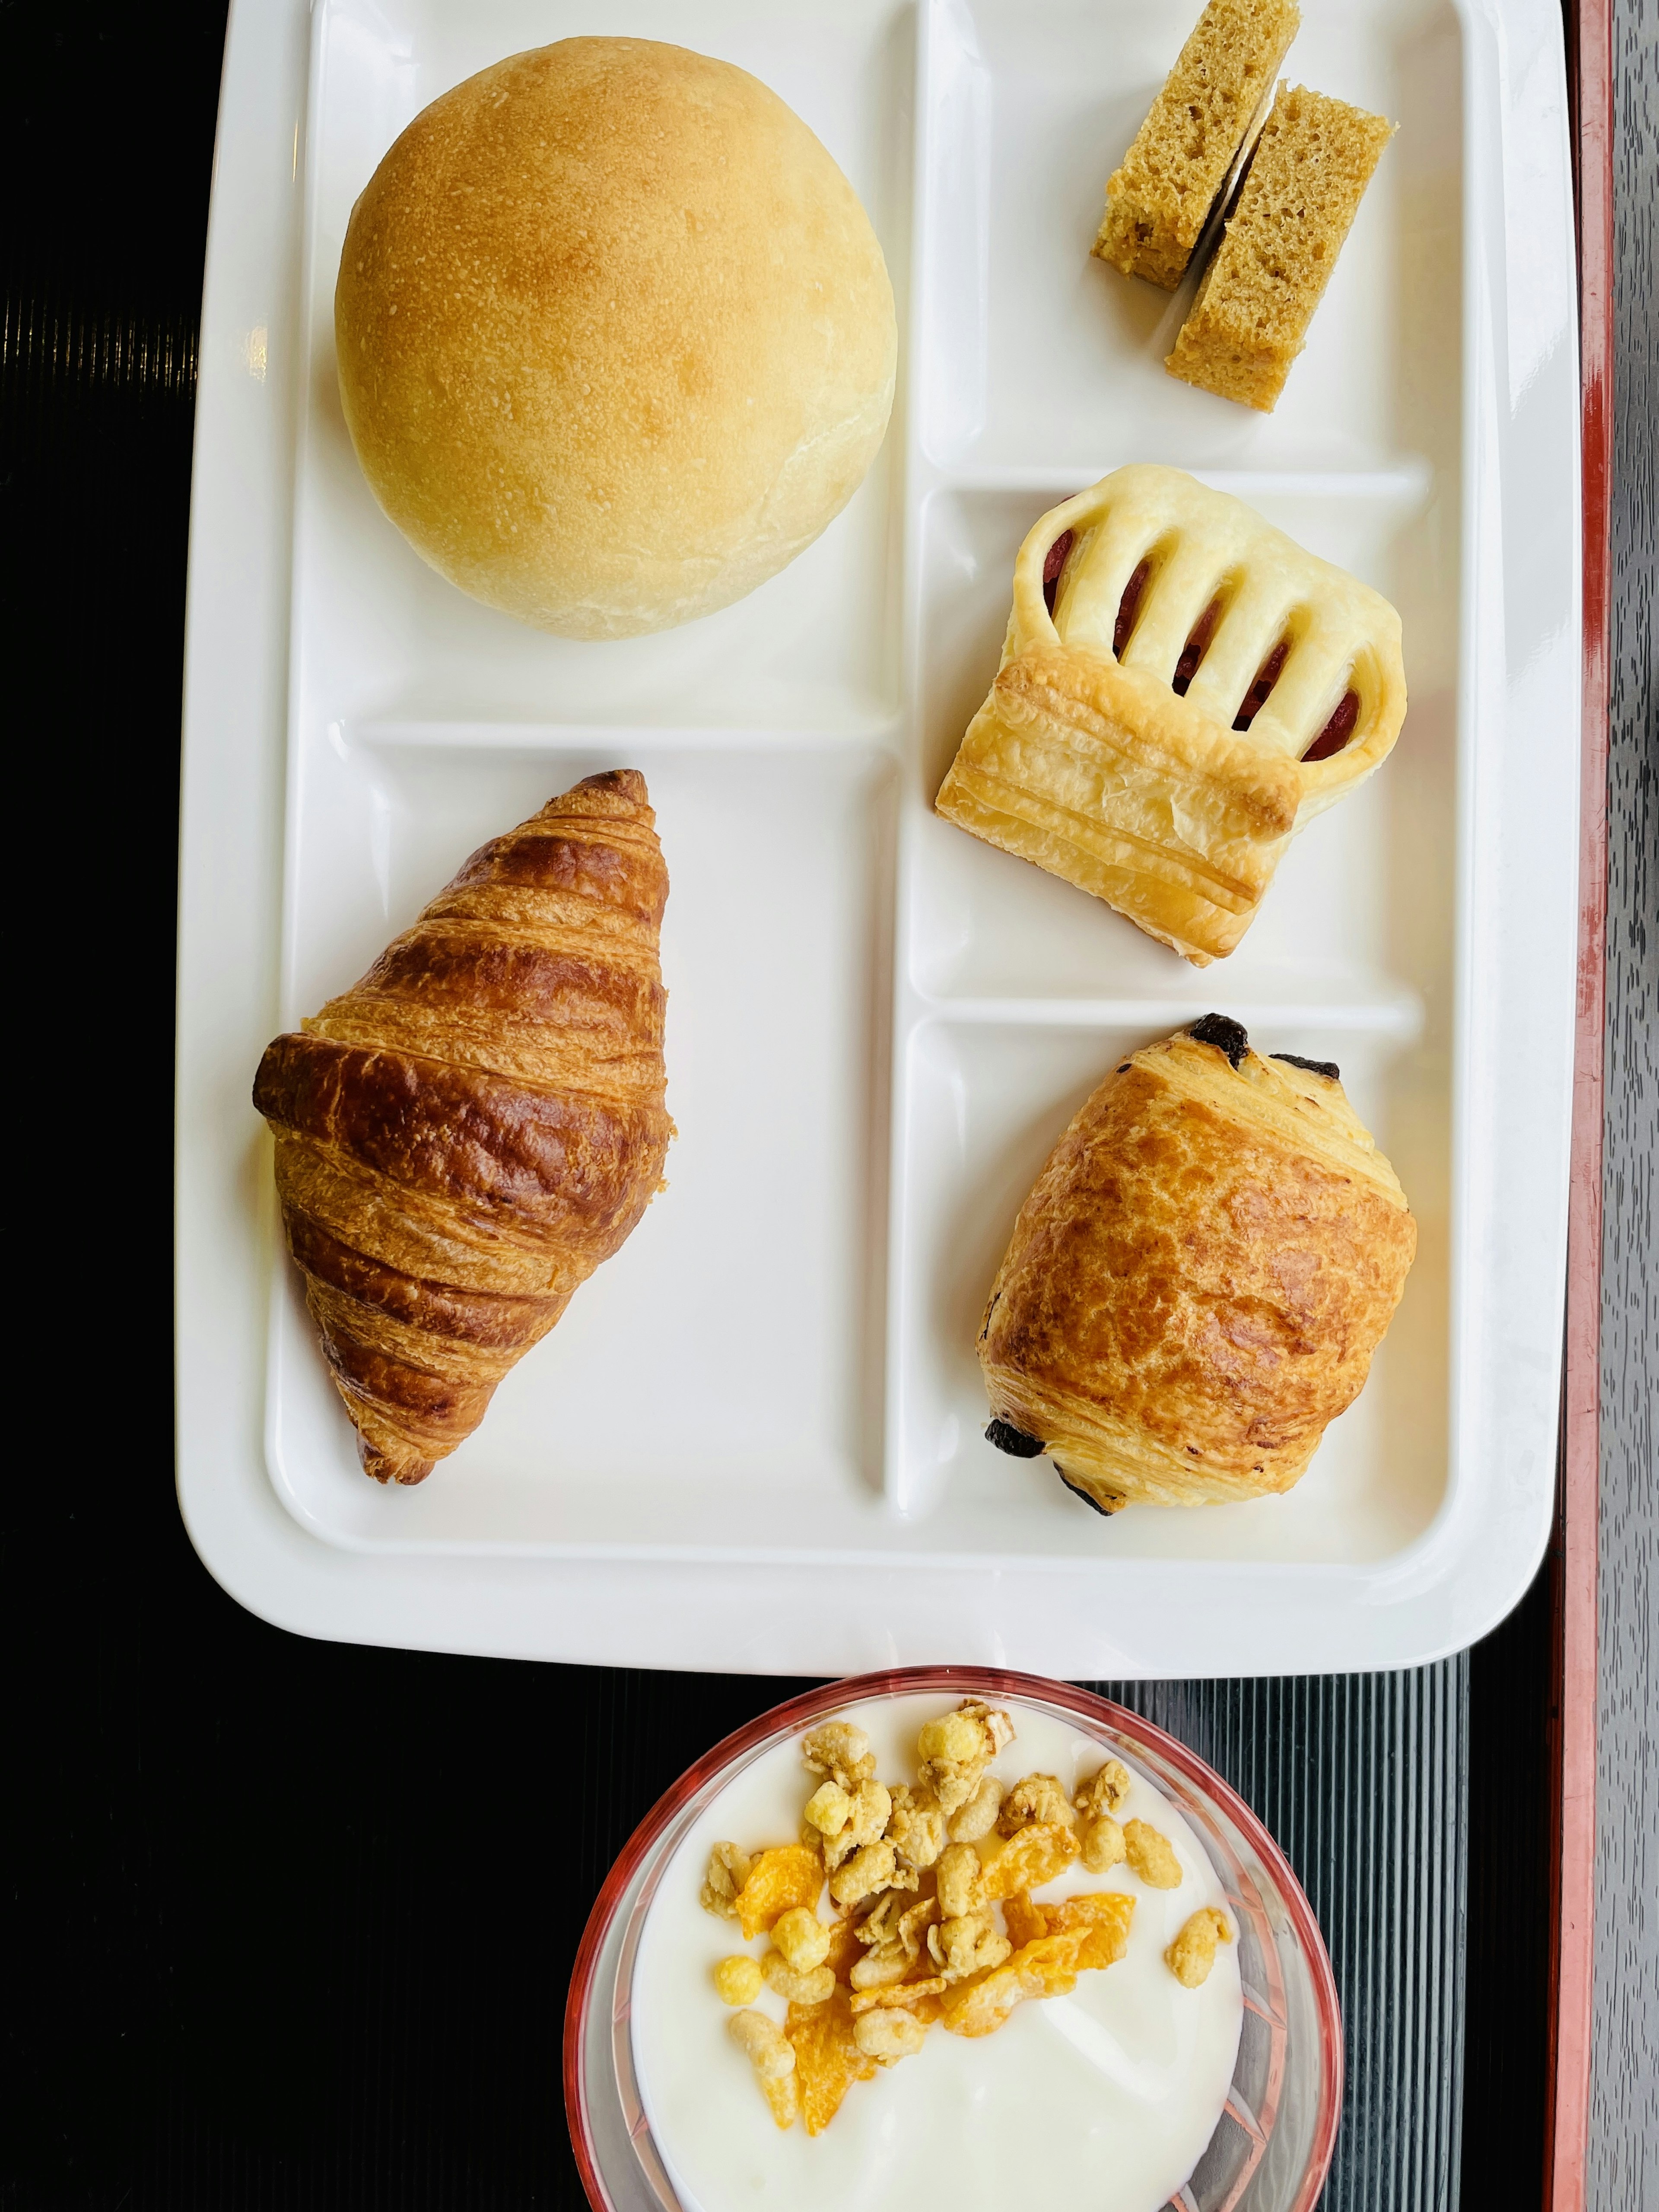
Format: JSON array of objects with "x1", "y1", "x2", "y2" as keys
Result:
[{"x1": 630, "y1": 1693, "x2": 1243, "y2": 2212}]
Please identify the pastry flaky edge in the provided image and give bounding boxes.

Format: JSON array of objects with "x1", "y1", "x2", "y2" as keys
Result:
[
  {"x1": 252, "y1": 769, "x2": 673, "y2": 1485},
  {"x1": 978, "y1": 1016, "x2": 1417, "y2": 1514},
  {"x1": 933, "y1": 465, "x2": 1408, "y2": 966}
]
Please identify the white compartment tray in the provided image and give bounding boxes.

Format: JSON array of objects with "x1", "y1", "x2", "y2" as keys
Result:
[{"x1": 177, "y1": 0, "x2": 1581, "y2": 1674}]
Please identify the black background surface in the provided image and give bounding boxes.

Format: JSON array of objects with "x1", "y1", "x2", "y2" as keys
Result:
[{"x1": 3, "y1": 2, "x2": 1649, "y2": 2206}]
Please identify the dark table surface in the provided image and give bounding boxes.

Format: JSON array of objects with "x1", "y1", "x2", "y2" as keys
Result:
[{"x1": 4, "y1": 3, "x2": 1653, "y2": 2207}]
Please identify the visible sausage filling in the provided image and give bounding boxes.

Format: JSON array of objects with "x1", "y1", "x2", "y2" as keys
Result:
[
  {"x1": 1171, "y1": 597, "x2": 1225, "y2": 695},
  {"x1": 1302, "y1": 689, "x2": 1361, "y2": 761},
  {"x1": 1042, "y1": 529, "x2": 1075, "y2": 616},
  {"x1": 1233, "y1": 637, "x2": 1290, "y2": 730},
  {"x1": 1113, "y1": 558, "x2": 1153, "y2": 657}
]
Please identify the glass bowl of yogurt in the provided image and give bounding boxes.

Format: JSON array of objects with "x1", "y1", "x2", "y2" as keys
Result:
[{"x1": 566, "y1": 1669, "x2": 1340, "y2": 2212}]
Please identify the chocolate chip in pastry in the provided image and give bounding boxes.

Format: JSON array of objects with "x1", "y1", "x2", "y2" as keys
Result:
[
  {"x1": 934, "y1": 465, "x2": 1408, "y2": 965},
  {"x1": 978, "y1": 1017, "x2": 1416, "y2": 1511}
]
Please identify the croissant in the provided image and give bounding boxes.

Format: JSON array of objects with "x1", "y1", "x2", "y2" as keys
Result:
[
  {"x1": 935, "y1": 465, "x2": 1408, "y2": 964},
  {"x1": 253, "y1": 769, "x2": 672, "y2": 1484},
  {"x1": 979, "y1": 1015, "x2": 1416, "y2": 1513}
]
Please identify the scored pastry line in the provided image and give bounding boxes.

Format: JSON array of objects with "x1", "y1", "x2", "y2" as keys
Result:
[
  {"x1": 981, "y1": 655, "x2": 1303, "y2": 841},
  {"x1": 947, "y1": 763, "x2": 1262, "y2": 910}
]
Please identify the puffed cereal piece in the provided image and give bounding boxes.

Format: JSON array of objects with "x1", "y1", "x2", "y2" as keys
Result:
[
  {"x1": 947, "y1": 1776, "x2": 1004, "y2": 1843},
  {"x1": 713, "y1": 1954, "x2": 764, "y2": 2005},
  {"x1": 898, "y1": 1894, "x2": 941, "y2": 1959},
  {"x1": 735, "y1": 1844, "x2": 825, "y2": 1939},
  {"x1": 1124, "y1": 1820, "x2": 1183, "y2": 1890},
  {"x1": 845, "y1": 1780, "x2": 893, "y2": 1848},
  {"x1": 1081, "y1": 1813, "x2": 1128, "y2": 1874},
  {"x1": 1075, "y1": 1759, "x2": 1133, "y2": 1821},
  {"x1": 700, "y1": 1841, "x2": 754, "y2": 1920},
  {"x1": 915, "y1": 1710, "x2": 986, "y2": 1767},
  {"x1": 772, "y1": 1906, "x2": 831, "y2": 1973},
  {"x1": 829, "y1": 1840, "x2": 897, "y2": 1907},
  {"x1": 1166, "y1": 1905, "x2": 1233, "y2": 1988},
  {"x1": 916, "y1": 1701, "x2": 1015, "y2": 1815},
  {"x1": 853, "y1": 2006, "x2": 928, "y2": 2064},
  {"x1": 785, "y1": 1988, "x2": 877, "y2": 2136},
  {"x1": 803, "y1": 1781, "x2": 853, "y2": 1838},
  {"x1": 729, "y1": 2008, "x2": 798, "y2": 2129},
  {"x1": 959, "y1": 1700, "x2": 1017, "y2": 1755},
  {"x1": 981, "y1": 1821, "x2": 1082, "y2": 1901},
  {"x1": 801, "y1": 1722, "x2": 876, "y2": 1790},
  {"x1": 934, "y1": 1841, "x2": 987, "y2": 1920},
  {"x1": 855, "y1": 1889, "x2": 906, "y2": 1948},
  {"x1": 819, "y1": 1778, "x2": 891, "y2": 1875},
  {"x1": 997, "y1": 1773, "x2": 1078, "y2": 1835},
  {"x1": 929, "y1": 1908, "x2": 1013, "y2": 1983},
  {"x1": 886, "y1": 1784, "x2": 947, "y2": 1870},
  {"x1": 763, "y1": 1949, "x2": 837, "y2": 2006},
  {"x1": 849, "y1": 1942, "x2": 911, "y2": 1990}
]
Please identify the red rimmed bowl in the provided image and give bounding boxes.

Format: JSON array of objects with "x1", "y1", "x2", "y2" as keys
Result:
[{"x1": 564, "y1": 1668, "x2": 1341, "y2": 2212}]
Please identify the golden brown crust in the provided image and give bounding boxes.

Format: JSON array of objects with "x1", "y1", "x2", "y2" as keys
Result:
[
  {"x1": 979, "y1": 1025, "x2": 1416, "y2": 1508},
  {"x1": 934, "y1": 466, "x2": 1408, "y2": 963},
  {"x1": 334, "y1": 38, "x2": 896, "y2": 639},
  {"x1": 253, "y1": 770, "x2": 672, "y2": 1483}
]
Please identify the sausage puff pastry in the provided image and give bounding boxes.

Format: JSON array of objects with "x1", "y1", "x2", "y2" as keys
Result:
[
  {"x1": 935, "y1": 466, "x2": 1407, "y2": 964},
  {"x1": 253, "y1": 769, "x2": 671, "y2": 1484},
  {"x1": 979, "y1": 1015, "x2": 1416, "y2": 1512}
]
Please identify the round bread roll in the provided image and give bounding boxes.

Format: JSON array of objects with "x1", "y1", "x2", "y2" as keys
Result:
[{"x1": 334, "y1": 38, "x2": 897, "y2": 639}]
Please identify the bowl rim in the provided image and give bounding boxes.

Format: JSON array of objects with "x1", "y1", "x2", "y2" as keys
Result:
[{"x1": 563, "y1": 1665, "x2": 1343, "y2": 2212}]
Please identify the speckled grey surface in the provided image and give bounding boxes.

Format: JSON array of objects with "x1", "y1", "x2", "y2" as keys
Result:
[{"x1": 1591, "y1": 0, "x2": 1658, "y2": 2203}]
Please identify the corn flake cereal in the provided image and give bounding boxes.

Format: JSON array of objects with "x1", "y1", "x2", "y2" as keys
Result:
[
  {"x1": 981, "y1": 1820, "x2": 1081, "y2": 1901},
  {"x1": 1001, "y1": 1891, "x2": 1049, "y2": 1947},
  {"x1": 1046, "y1": 1891, "x2": 1137, "y2": 1969},
  {"x1": 938, "y1": 1932, "x2": 1090, "y2": 2038},
  {"x1": 735, "y1": 1845, "x2": 825, "y2": 1939},
  {"x1": 785, "y1": 1988, "x2": 878, "y2": 2136},
  {"x1": 822, "y1": 1916, "x2": 864, "y2": 1984},
  {"x1": 849, "y1": 1975, "x2": 948, "y2": 2015}
]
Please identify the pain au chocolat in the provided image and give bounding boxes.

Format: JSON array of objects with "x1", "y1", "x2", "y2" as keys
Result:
[
  {"x1": 934, "y1": 466, "x2": 1407, "y2": 964},
  {"x1": 253, "y1": 769, "x2": 672, "y2": 1484},
  {"x1": 979, "y1": 1016, "x2": 1416, "y2": 1513}
]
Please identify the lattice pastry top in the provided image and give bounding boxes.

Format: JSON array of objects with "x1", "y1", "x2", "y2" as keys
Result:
[{"x1": 935, "y1": 465, "x2": 1408, "y2": 964}]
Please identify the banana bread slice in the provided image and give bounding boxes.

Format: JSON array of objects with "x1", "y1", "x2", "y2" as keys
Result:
[
  {"x1": 1165, "y1": 83, "x2": 1395, "y2": 410},
  {"x1": 1092, "y1": 0, "x2": 1300, "y2": 289}
]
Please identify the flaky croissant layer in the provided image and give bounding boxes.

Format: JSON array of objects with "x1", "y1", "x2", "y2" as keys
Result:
[
  {"x1": 980, "y1": 1017, "x2": 1417, "y2": 1513},
  {"x1": 254, "y1": 769, "x2": 672, "y2": 1484}
]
